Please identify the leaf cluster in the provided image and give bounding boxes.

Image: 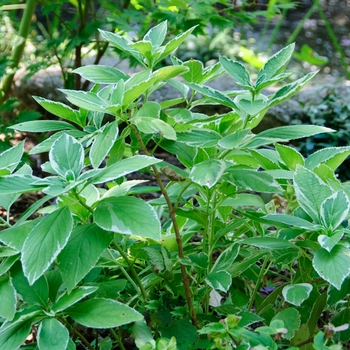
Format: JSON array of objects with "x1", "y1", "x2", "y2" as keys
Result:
[{"x1": 0, "y1": 20, "x2": 349, "y2": 350}]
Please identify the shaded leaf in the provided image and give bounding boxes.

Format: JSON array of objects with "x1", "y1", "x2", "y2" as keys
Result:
[
  {"x1": 94, "y1": 197, "x2": 161, "y2": 240},
  {"x1": 67, "y1": 298, "x2": 143, "y2": 328},
  {"x1": 22, "y1": 207, "x2": 73, "y2": 285}
]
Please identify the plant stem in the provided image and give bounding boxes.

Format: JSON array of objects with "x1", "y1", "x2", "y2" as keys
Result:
[
  {"x1": 111, "y1": 240, "x2": 147, "y2": 303},
  {"x1": 63, "y1": 320, "x2": 94, "y2": 350},
  {"x1": 106, "y1": 249, "x2": 142, "y2": 302},
  {"x1": 110, "y1": 328, "x2": 126, "y2": 350},
  {"x1": 0, "y1": 0, "x2": 37, "y2": 105},
  {"x1": 72, "y1": 189, "x2": 147, "y2": 302},
  {"x1": 287, "y1": 3, "x2": 317, "y2": 45},
  {"x1": 129, "y1": 123, "x2": 198, "y2": 327},
  {"x1": 248, "y1": 254, "x2": 270, "y2": 312},
  {"x1": 0, "y1": 216, "x2": 11, "y2": 228}
]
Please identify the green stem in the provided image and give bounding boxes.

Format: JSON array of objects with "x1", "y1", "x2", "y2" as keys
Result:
[
  {"x1": 129, "y1": 123, "x2": 198, "y2": 327},
  {"x1": 287, "y1": 3, "x2": 317, "y2": 45},
  {"x1": 208, "y1": 193, "x2": 217, "y2": 269},
  {"x1": 72, "y1": 188, "x2": 147, "y2": 302},
  {"x1": 111, "y1": 240, "x2": 147, "y2": 303},
  {"x1": 0, "y1": 0, "x2": 37, "y2": 105},
  {"x1": 314, "y1": 0, "x2": 350, "y2": 79},
  {"x1": 62, "y1": 319, "x2": 94, "y2": 350},
  {"x1": 110, "y1": 328, "x2": 126, "y2": 350},
  {"x1": 0, "y1": 216, "x2": 11, "y2": 228},
  {"x1": 106, "y1": 249, "x2": 141, "y2": 302},
  {"x1": 248, "y1": 254, "x2": 270, "y2": 312}
]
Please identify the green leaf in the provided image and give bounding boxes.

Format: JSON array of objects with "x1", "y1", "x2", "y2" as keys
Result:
[
  {"x1": 250, "y1": 149, "x2": 280, "y2": 170},
  {"x1": 218, "y1": 129, "x2": 250, "y2": 149},
  {"x1": 50, "y1": 134, "x2": 84, "y2": 180},
  {"x1": 293, "y1": 44, "x2": 329, "y2": 66},
  {"x1": 182, "y1": 60, "x2": 204, "y2": 83},
  {"x1": 275, "y1": 143, "x2": 304, "y2": 170},
  {"x1": 94, "y1": 197, "x2": 161, "y2": 240},
  {"x1": 67, "y1": 298, "x2": 143, "y2": 328},
  {"x1": 33, "y1": 97, "x2": 83, "y2": 127},
  {"x1": 0, "y1": 140, "x2": 24, "y2": 173},
  {"x1": 57, "y1": 224, "x2": 112, "y2": 292},
  {"x1": 38, "y1": 318, "x2": 69, "y2": 350},
  {"x1": 219, "y1": 56, "x2": 252, "y2": 89},
  {"x1": 9, "y1": 120, "x2": 76, "y2": 132},
  {"x1": 265, "y1": 72, "x2": 317, "y2": 111},
  {"x1": 205, "y1": 271, "x2": 232, "y2": 292},
  {"x1": 236, "y1": 94, "x2": 268, "y2": 116},
  {"x1": 123, "y1": 66, "x2": 188, "y2": 107},
  {"x1": 254, "y1": 73, "x2": 291, "y2": 93},
  {"x1": 186, "y1": 83, "x2": 238, "y2": 109},
  {"x1": 132, "y1": 320, "x2": 155, "y2": 350},
  {"x1": 88, "y1": 155, "x2": 161, "y2": 184},
  {"x1": 187, "y1": 252, "x2": 209, "y2": 270},
  {"x1": 59, "y1": 89, "x2": 108, "y2": 113},
  {"x1": 0, "y1": 256, "x2": 19, "y2": 276},
  {"x1": 0, "y1": 308, "x2": 43, "y2": 350},
  {"x1": 45, "y1": 270, "x2": 63, "y2": 303},
  {"x1": 221, "y1": 194, "x2": 264, "y2": 209},
  {"x1": 136, "y1": 101, "x2": 161, "y2": 118},
  {"x1": 159, "y1": 318, "x2": 197, "y2": 346},
  {"x1": 294, "y1": 165, "x2": 333, "y2": 223},
  {"x1": 313, "y1": 245, "x2": 350, "y2": 290},
  {"x1": 241, "y1": 237, "x2": 298, "y2": 251},
  {"x1": 132, "y1": 117, "x2": 176, "y2": 140},
  {"x1": 29, "y1": 130, "x2": 86, "y2": 155},
  {"x1": 124, "y1": 70, "x2": 152, "y2": 91},
  {"x1": 144, "y1": 21, "x2": 167, "y2": 50},
  {"x1": 12, "y1": 262, "x2": 49, "y2": 307},
  {"x1": 331, "y1": 309, "x2": 350, "y2": 343},
  {"x1": 257, "y1": 43, "x2": 295, "y2": 83},
  {"x1": 90, "y1": 122, "x2": 119, "y2": 168},
  {"x1": 230, "y1": 252, "x2": 266, "y2": 277},
  {"x1": 263, "y1": 214, "x2": 319, "y2": 231},
  {"x1": 98, "y1": 30, "x2": 143, "y2": 65},
  {"x1": 22, "y1": 207, "x2": 73, "y2": 285},
  {"x1": 272, "y1": 308, "x2": 300, "y2": 340},
  {"x1": 320, "y1": 191, "x2": 349, "y2": 230},
  {"x1": 73, "y1": 65, "x2": 129, "y2": 84},
  {"x1": 282, "y1": 283, "x2": 313, "y2": 306},
  {"x1": 255, "y1": 125, "x2": 333, "y2": 142},
  {"x1": 52, "y1": 286, "x2": 98, "y2": 313},
  {"x1": 0, "y1": 174, "x2": 43, "y2": 194},
  {"x1": 0, "y1": 164, "x2": 32, "y2": 211},
  {"x1": 160, "y1": 140, "x2": 196, "y2": 167},
  {"x1": 155, "y1": 26, "x2": 197, "y2": 63},
  {"x1": 318, "y1": 231, "x2": 344, "y2": 253},
  {"x1": 189, "y1": 159, "x2": 226, "y2": 188},
  {"x1": 0, "y1": 218, "x2": 41, "y2": 251},
  {"x1": 224, "y1": 168, "x2": 282, "y2": 193},
  {"x1": 237, "y1": 312, "x2": 264, "y2": 327},
  {"x1": 327, "y1": 278, "x2": 350, "y2": 305},
  {"x1": 103, "y1": 180, "x2": 148, "y2": 198},
  {"x1": 128, "y1": 41, "x2": 153, "y2": 62},
  {"x1": 0, "y1": 280, "x2": 16, "y2": 321},
  {"x1": 212, "y1": 244, "x2": 240, "y2": 273},
  {"x1": 305, "y1": 146, "x2": 350, "y2": 171},
  {"x1": 177, "y1": 129, "x2": 221, "y2": 148},
  {"x1": 143, "y1": 246, "x2": 166, "y2": 271}
]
